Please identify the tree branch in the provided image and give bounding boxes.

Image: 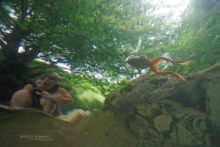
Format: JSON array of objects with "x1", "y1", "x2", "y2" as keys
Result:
[
  {"x1": 0, "y1": 38, "x2": 6, "y2": 48},
  {"x1": 19, "y1": 0, "x2": 28, "y2": 24},
  {"x1": 27, "y1": 65, "x2": 52, "y2": 70},
  {"x1": 0, "y1": 28, "x2": 6, "y2": 37},
  {"x1": 37, "y1": 53, "x2": 53, "y2": 58},
  {"x1": 18, "y1": 44, "x2": 40, "y2": 62}
]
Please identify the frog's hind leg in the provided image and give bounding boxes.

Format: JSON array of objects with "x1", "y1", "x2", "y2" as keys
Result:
[
  {"x1": 174, "y1": 60, "x2": 192, "y2": 65},
  {"x1": 150, "y1": 57, "x2": 191, "y2": 65},
  {"x1": 149, "y1": 64, "x2": 185, "y2": 80},
  {"x1": 149, "y1": 57, "x2": 175, "y2": 65}
]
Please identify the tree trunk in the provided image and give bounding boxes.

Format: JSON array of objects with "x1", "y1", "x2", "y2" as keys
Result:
[{"x1": 0, "y1": 26, "x2": 37, "y2": 101}]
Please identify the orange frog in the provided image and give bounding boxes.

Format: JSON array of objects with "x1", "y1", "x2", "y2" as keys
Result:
[{"x1": 127, "y1": 55, "x2": 191, "y2": 80}]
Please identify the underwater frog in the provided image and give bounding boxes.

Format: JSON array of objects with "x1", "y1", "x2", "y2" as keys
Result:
[{"x1": 127, "y1": 55, "x2": 191, "y2": 80}]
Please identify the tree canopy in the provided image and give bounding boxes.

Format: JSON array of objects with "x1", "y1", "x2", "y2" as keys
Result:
[
  {"x1": 0, "y1": 0, "x2": 164, "y2": 78},
  {"x1": 1, "y1": 0, "x2": 220, "y2": 103}
]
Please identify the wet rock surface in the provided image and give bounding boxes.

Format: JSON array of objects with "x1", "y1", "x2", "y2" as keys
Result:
[
  {"x1": 104, "y1": 64, "x2": 220, "y2": 146},
  {"x1": 1, "y1": 65, "x2": 220, "y2": 147}
]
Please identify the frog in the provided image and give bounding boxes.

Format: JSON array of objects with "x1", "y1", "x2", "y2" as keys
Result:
[{"x1": 127, "y1": 55, "x2": 191, "y2": 80}]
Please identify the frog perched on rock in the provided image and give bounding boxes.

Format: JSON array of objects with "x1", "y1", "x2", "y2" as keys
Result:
[{"x1": 127, "y1": 55, "x2": 191, "y2": 80}]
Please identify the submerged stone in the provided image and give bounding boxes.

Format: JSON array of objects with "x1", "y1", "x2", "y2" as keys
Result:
[
  {"x1": 129, "y1": 115, "x2": 150, "y2": 137},
  {"x1": 153, "y1": 114, "x2": 172, "y2": 132}
]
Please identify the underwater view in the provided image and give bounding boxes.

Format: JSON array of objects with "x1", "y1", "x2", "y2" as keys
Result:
[{"x1": 0, "y1": 0, "x2": 220, "y2": 146}]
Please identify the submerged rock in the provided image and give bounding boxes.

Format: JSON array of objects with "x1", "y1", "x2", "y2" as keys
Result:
[
  {"x1": 153, "y1": 114, "x2": 172, "y2": 132},
  {"x1": 1, "y1": 65, "x2": 220, "y2": 147},
  {"x1": 104, "y1": 64, "x2": 220, "y2": 146},
  {"x1": 0, "y1": 106, "x2": 136, "y2": 147},
  {"x1": 129, "y1": 115, "x2": 150, "y2": 137}
]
